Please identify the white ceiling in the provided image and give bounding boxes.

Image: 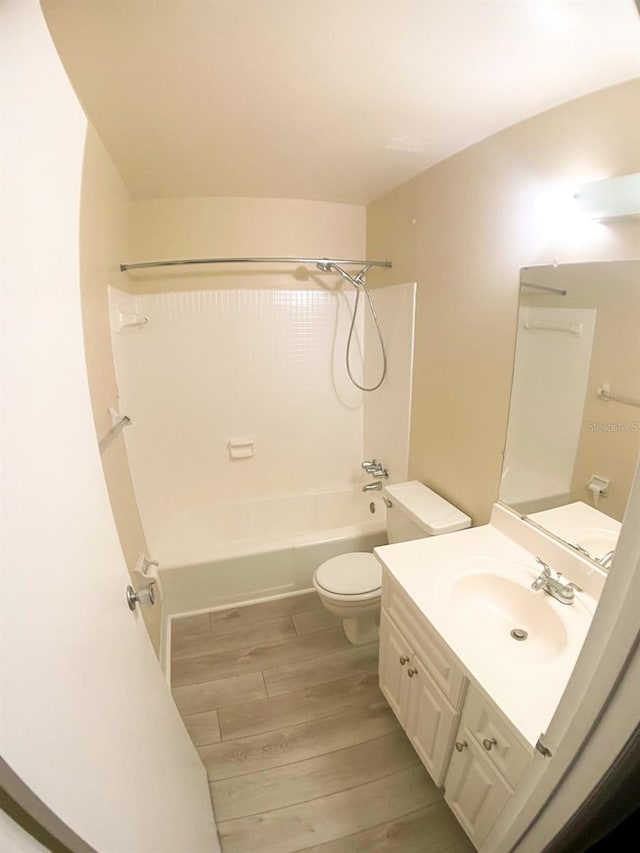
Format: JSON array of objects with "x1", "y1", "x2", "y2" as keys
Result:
[{"x1": 43, "y1": 0, "x2": 640, "y2": 205}]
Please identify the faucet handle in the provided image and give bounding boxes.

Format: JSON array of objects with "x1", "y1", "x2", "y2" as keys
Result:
[
  {"x1": 597, "y1": 550, "x2": 615, "y2": 569},
  {"x1": 567, "y1": 582, "x2": 583, "y2": 592},
  {"x1": 535, "y1": 557, "x2": 552, "y2": 577},
  {"x1": 531, "y1": 556, "x2": 552, "y2": 591},
  {"x1": 361, "y1": 459, "x2": 377, "y2": 471},
  {"x1": 371, "y1": 466, "x2": 389, "y2": 479},
  {"x1": 571, "y1": 543, "x2": 592, "y2": 558}
]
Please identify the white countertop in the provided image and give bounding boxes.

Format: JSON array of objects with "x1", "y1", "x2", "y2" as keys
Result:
[
  {"x1": 528, "y1": 501, "x2": 621, "y2": 562},
  {"x1": 374, "y1": 510, "x2": 600, "y2": 749}
]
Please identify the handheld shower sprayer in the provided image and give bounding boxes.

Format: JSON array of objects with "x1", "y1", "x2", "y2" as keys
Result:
[{"x1": 316, "y1": 261, "x2": 387, "y2": 391}]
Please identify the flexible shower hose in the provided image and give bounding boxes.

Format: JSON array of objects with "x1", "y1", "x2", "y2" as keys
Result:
[{"x1": 345, "y1": 278, "x2": 388, "y2": 391}]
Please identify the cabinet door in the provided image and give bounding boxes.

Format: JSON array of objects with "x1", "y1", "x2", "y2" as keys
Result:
[
  {"x1": 383, "y1": 574, "x2": 467, "y2": 707},
  {"x1": 379, "y1": 612, "x2": 411, "y2": 725},
  {"x1": 463, "y1": 685, "x2": 532, "y2": 788},
  {"x1": 444, "y1": 733, "x2": 512, "y2": 848},
  {"x1": 405, "y1": 656, "x2": 460, "y2": 786}
]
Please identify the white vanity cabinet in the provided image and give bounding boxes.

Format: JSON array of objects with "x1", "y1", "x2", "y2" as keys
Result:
[
  {"x1": 378, "y1": 569, "x2": 534, "y2": 848},
  {"x1": 379, "y1": 575, "x2": 467, "y2": 785},
  {"x1": 444, "y1": 685, "x2": 533, "y2": 847}
]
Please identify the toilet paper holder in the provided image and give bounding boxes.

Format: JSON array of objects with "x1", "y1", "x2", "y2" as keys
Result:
[{"x1": 586, "y1": 475, "x2": 610, "y2": 507}]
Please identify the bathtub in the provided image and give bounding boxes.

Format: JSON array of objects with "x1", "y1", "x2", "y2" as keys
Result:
[{"x1": 156, "y1": 487, "x2": 388, "y2": 617}]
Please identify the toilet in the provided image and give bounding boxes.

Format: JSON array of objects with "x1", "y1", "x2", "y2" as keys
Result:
[{"x1": 313, "y1": 481, "x2": 471, "y2": 645}]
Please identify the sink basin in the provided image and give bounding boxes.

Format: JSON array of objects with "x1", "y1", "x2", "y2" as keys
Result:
[
  {"x1": 571, "y1": 529, "x2": 617, "y2": 561},
  {"x1": 376, "y1": 516, "x2": 600, "y2": 747},
  {"x1": 451, "y1": 570, "x2": 569, "y2": 663}
]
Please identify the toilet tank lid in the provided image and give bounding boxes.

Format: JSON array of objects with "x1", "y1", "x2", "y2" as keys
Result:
[{"x1": 384, "y1": 480, "x2": 471, "y2": 535}]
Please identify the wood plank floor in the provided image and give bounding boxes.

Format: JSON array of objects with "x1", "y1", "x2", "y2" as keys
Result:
[{"x1": 171, "y1": 591, "x2": 473, "y2": 853}]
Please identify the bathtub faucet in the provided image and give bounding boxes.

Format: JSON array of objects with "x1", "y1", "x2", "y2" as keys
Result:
[
  {"x1": 362, "y1": 481, "x2": 383, "y2": 492},
  {"x1": 361, "y1": 459, "x2": 389, "y2": 479}
]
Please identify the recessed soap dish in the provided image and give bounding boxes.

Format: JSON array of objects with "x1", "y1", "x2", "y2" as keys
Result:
[{"x1": 228, "y1": 437, "x2": 255, "y2": 459}]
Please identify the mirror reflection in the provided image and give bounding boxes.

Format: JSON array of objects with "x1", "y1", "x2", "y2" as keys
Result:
[{"x1": 500, "y1": 260, "x2": 640, "y2": 564}]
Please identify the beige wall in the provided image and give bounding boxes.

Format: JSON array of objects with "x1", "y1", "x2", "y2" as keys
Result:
[
  {"x1": 125, "y1": 196, "x2": 365, "y2": 293},
  {"x1": 561, "y1": 263, "x2": 639, "y2": 520},
  {"x1": 80, "y1": 126, "x2": 162, "y2": 654},
  {"x1": 367, "y1": 80, "x2": 640, "y2": 525}
]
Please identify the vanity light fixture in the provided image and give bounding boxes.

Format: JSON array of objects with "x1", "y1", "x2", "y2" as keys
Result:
[{"x1": 573, "y1": 172, "x2": 640, "y2": 222}]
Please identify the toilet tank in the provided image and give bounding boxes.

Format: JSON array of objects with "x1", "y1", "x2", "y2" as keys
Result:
[{"x1": 384, "y1": 480, "x2": 471, "y2": 544}]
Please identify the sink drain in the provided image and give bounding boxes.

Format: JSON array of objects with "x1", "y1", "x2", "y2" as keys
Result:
[{"x1": 510, "y1": 628, "x2": 528, "y2": 641}]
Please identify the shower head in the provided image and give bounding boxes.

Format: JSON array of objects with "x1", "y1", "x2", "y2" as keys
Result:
[{"x1": 316, "y1": 261, "x2": 369, "y2": 290}]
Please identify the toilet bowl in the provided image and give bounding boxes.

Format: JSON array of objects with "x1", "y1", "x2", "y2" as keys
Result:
[
  {"x1": 312, "y1": 552, "x2": 382, "y2": 645},
  {"x1": 313, "y1": 480, "x2": 471, "y2": 645}
]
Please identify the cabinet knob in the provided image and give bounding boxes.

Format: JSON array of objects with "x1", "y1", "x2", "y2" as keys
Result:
[
  {"x1": 399, "y1": 655, "x2": 410, "y2": 665},
  {"x1": 455, "y1": 740, "x2": 468, "y2": 752},
  {"x1": 483, "y1": 737, "x2": 498, "y2": 751},
  {"x1": 407, "y1": 667, "x2": 418, "y2": 678}
]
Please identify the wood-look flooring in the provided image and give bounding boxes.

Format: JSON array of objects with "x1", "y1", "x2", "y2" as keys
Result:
[{"x1": 171, "y1": 591, "x2": 473, "y2": 853}]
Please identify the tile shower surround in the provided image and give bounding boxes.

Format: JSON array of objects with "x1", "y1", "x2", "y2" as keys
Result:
[{"x1": 110, "y1": 282, "x2": 415, "y2": 546}]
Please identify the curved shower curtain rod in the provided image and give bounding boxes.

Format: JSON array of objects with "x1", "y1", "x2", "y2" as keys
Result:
[
  {"x1": 118, "y1": 254, "x2": 392, "y2": 392},
  {"x1": 119, "y1": 256, "x2": 392, "y2": 272}
]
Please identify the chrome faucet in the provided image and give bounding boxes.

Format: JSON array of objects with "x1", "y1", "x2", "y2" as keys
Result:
[
  {"x1": 531, "y1": 557, "x2": 582, "y2": 605},
  {"x1": 361, "y1": 459, "x2": 389, "y2": 492},
  {"x1": 361, "y1": 459, "x2": 389, "y2": 479},
  {"x1": 597, "y1": 550, "x2": 615, "y2": 570}
]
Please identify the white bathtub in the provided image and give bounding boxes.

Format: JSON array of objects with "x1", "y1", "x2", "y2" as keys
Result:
[{"x1": 156, "y1": 487, "x2": 388, "y2": 616}]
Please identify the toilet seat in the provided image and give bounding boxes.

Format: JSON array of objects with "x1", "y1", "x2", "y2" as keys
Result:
[{"x1": 313, "y1": 552, "x2": 381, "y2": 599}]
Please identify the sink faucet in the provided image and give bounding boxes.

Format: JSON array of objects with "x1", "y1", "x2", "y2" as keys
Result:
[
  {"x1": 531, "y1": 557, "x2": 582, "y2": 605},
  {"x1": 596, "y1": 550, "x2": 615, "y2": 570}
]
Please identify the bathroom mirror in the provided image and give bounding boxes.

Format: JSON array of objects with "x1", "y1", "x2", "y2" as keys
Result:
[{"x1": 499, "y1": 259, "x2": 640, "y2": 564}]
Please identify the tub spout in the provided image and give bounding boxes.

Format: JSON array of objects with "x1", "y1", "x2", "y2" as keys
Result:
[{"x1": 362, "y1": 481, "x2": 382, "y2": 492}]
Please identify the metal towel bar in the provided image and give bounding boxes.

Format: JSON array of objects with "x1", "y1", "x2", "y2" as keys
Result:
[{"x1": 597, "y1": 385, "x2": 640, "y2": 409}]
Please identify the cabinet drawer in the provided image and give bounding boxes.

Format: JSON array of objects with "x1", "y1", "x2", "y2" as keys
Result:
[
  {"x1": 382, "y1": 573, "x2": 466, "y2": 708},
  {"x1": 463, "y1": 685, "x2": 532, "y2": 788}
]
